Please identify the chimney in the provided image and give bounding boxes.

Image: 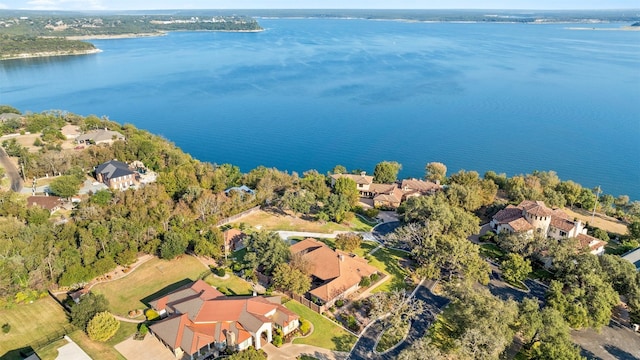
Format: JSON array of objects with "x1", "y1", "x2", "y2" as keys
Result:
[{"x1": 338, "y1": 254, "x2": 344, "y2": 262}]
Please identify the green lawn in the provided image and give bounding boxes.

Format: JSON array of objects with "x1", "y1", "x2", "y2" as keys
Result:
[
  {"x1": 284, "y1": 300, "x2": 357, "y2": 352},
  {"x1": 356, "y1": 241, "x2": 379, "y2": 257},
  {"x1": 367, "y1": 247, "x2": 414, "y2": 293},
  {"x1": 91, "y1": 256, "x2": 207, "y2": 316},
  {"x1": 376, "y1": 322, "x2": 409, "y2": 353},
  {"x1": 479, "y1": 243, "x2": 506, "y2": 261},
  {"x1": 35, "y1": 338, "x2": 67, "y2": 360},
  {"x1": 0, "y1": 297, "x2": 72, "y2": 360},
  {"x1": 203, "y1": 273, "x2": 254, "y2": 296},
  {"x1": 68, "y1": 329, "x2": 125, "y2": 360}
]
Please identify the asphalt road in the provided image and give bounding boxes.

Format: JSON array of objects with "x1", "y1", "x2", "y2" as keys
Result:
[
  {"x1": 349, "y1": 281, "x2": 448, "y2": 360},
  {"x1": 486, "y1": 262, "x2": 548, "y2": 305},
  {"x1": 0, "y1": 146, "x2": 23, "y2": 192}
]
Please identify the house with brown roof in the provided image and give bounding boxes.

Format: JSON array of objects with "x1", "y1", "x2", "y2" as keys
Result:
[
  {"x1": 330, "y1": 172, "x2": 374, "y2": 196},
  {"x1": 148, "y1": 280, "x2": 298, "y2": 359},
  {"x1": 401, "y1": 179, "x2": 442, "y2": 198},
  {"x1": 491, "y1": 200, "x2": 606, "y2": 256},
  {"x1": 370, "y1": 183, "x2": 404, "y2": 209},
  {"x1": 289, "y1": 238, "x2": 378, "y2": 307},
  {"x1": 27, "y1": 195, "x2": 63, "y2": 213}
]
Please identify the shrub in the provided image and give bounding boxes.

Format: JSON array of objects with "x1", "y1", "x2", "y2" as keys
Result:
[
  {"x1": 272, "y1": 334, "x2": 283, "y2": 347},
  {"x1": 138, "y1": 323, "x2": 149, "y2": 336},
  {"x1": 215, "y1": 267, "x2": 226, "y2": 277},
  {"x1": 335, "y1": 299, "x2": 345, "y2": 308},
  {"x1": 346, "y1": 315, "x2": 359, "y2": 331},
  {"x1": 364, "y1": 208, "x2": 380, "y2": 219},
  {"x1": 2, "y1": 323, "x2": 10, "y2": 334},
  {"x1": 299, "y1": 319, "x2": 311, "y2": 335},
  {"x1": 480, "y1": 231, "x2": 496, "y2": 242},
  {"x1": 359, "y1": 277, "x2": 371, "y2": 287},
  {"x1": 370, "y1": 273, "x2": 379, "y2": 282},
  {"x1": 87, "y1": 312, "x2": 120, "y2": 342},
  {"x1": 145, "y1": 309, "x2": 160, "y2": 321}
]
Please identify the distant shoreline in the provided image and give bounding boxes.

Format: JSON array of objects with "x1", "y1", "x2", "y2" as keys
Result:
[
  {"x1": 63, "y1": 32, "x2": 167, "y2": 40},
  {"x1": 0, "y1": 48, "x2": 102, "y2": 61},
  {"x1": 565, "y1": 26, "x2": 640, "y2": 31},
  {"x1": 64, "y1": 29, "x2": 263, "y2": 40}
]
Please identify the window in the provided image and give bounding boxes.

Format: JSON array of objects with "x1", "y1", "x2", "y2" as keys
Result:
[{"x1": 560, "y1": 231, "x2": 566, "y2": 237}]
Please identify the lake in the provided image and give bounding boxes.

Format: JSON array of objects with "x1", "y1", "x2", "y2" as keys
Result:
[{"x1": 1, "y1": 19, "x2": 639, "y2": 198}]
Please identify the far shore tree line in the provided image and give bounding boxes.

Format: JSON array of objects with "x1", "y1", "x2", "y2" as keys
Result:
[{"x1": 1, "y1": 106, "x2": 640, "y2": 359}]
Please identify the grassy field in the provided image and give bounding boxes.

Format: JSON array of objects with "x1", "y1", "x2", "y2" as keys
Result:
[
  {"x1": 230, "y1": 209, "x2": 373, "y2": 232},
  {"x1": 0, "y1": 297, "x2": 71, "y2": 360},
  {"x1": 479, "y1": 243, "x2": 506, "y2": 261},
  {"x1": 203, "y1": 273, "x2": 254, "y2": 296},
  {"x1": 562, "y1": 207, "x2": 628, "y2": 235},
  {"x1": 367, "y1": 247, "x2": 414, "y2": 293},
  {"x1": 285, "y1": 300, "x2": 357, "y2": 352},
  {"x1": 34, "y1": 338, "x2": 67, "y2": 360},
  {"x1": 91, "y1": 256, "x2": 207, "y2": 316},
  {"x1": 69, "y1": 329, "x2": 125, "y2": 360}
]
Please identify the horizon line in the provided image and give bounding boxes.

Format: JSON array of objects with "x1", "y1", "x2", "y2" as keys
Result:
[{"x1": 2, "y1": 8, "x2": 640, "y2": 11}]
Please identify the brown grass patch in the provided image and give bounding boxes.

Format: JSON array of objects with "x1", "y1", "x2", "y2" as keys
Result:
[
  {"x1": 562, "y1": 207, "x2": 628, "y2": 235},
  {"x1": 229, "y1": 209, "x2": 372, "y2": 232},
  {"x1": 0, "y1": 297, "x2": 70, "y2": 359}
]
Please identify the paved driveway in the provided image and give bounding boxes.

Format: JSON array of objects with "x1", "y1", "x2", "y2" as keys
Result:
[
  {"x1": 56, "y1": 336, "x2": 91, "y2": 360},
  {"x1": 115, "y1": 334, "x2": 176, "y2": 360},
  {"x1": 262, "y1": 343, "x2": 348, "y2": 360},
  {"x1": 486, "y1": 262, "x2": 547, "y2": 304},
  {"x1": 0, "y1": 146, "x2": 23, "y2": 192},
  {"x1": 573, "y1": 321, "x2": 640, "y2": 360},
  {"x1": 349, "y1": 281, "x2": 448, "y2": 360}
]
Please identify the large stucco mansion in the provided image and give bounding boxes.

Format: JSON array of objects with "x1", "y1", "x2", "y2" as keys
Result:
[{"x1": 491, "y1": 200, "x2": 606, "y2": 256}]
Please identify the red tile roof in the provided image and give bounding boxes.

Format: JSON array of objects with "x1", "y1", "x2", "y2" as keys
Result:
[
  {"x1": 148, "y1": 281, "x2": 297, "y2": 356},
  {"x1": 290, "y1": 238, "x2": 378, "y2": 303}
]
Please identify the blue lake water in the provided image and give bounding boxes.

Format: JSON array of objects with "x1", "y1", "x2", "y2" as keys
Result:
[{"x1": 1, "y1": 19, "x2": 639, "y2": 198}]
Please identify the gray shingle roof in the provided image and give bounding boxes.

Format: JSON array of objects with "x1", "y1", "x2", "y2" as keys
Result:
[
  {"x1": 622, "y1": 247, "x2": 640, "y2": 270},
  {"x1": 95, "y1": 160, "x2": 134, "y2": 180}
]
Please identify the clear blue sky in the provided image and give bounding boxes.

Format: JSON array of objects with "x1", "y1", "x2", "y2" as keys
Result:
[{"x1": 0, "y1": 0, "x2": 638, "y2": 11}]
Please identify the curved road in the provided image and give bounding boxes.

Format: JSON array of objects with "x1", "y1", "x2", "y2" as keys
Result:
[
  {"x1": 0, "y1": 146, "x2": 23, "y2": 192},
  {"x1": 349, "y1": 281, "x2": 448, "y2": 360}
]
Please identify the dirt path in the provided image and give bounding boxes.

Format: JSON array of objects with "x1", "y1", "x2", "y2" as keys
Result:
[{"x1": 0, "y1": 146, "x2": 23, "y2": 192}]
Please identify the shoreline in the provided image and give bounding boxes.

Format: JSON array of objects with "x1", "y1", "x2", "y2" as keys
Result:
[
  {"x1": 565, "y1": 26, "x2": 640, "y2": 31},
  {"x1": 0, "y1": 48, "x2": 102, "y2": 61},
  {"x1": 63, "y1": 32, "x2": 167, "y2": 40}
]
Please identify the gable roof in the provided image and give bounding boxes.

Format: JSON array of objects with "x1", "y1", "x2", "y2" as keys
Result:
[
  {"x1": 492, "y1": 205, "x2": 523, "y2": 224},
  {"x1": 330, "y1": 172, "x2": 374, "y2": 186},
  {"x1": 0, "y1": 113, "x2": 21, "y2": 122},
  {"x1": 290, "y1": 238, "x2": 378, "y2": 303},
  {"x1": 520, "y1": 200, "x2": 553, "y2": 217},
  {"x1": 576, "y1": 233, "x2": 606, "y2": 253},
  {"x1": 27, "y1": 195, "x2": 63, "y2": 211},
  {"x1": 148, "y1": 280, "x2": 297, "y2": 356},
  {"x1": 76, "y1": 129, "x2": 124, "y2": 143},
  {"x1": 372, "y1": 184, "x2": 404, "y2": 205},
  {"x1": 95, "y1": 160, "x2": 135, "y2": 180},
  {"x1": 622, "y1": 247, "x2": 640, "y2": 270},
  {"x1": 401, "y1": 179, "x2": 442, "y2": 193}
]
